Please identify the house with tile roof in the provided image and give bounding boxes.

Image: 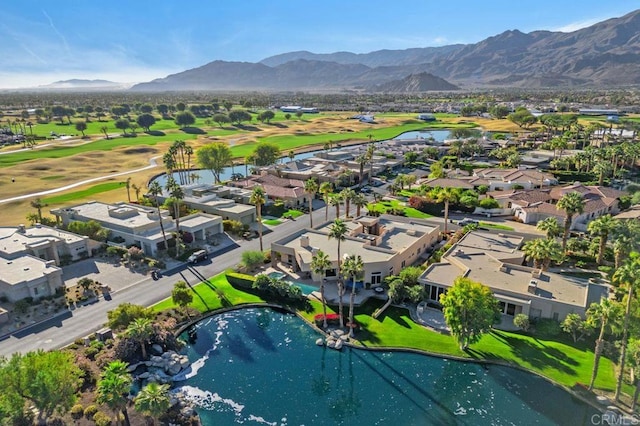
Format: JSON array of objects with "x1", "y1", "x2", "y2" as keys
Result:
[{"x1": 418, "y1": 231, "x2": 609, "y2": 322}]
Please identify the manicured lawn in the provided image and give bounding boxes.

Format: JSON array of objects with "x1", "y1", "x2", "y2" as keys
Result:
[
  {"x1": 283, "y1": 209, "x2": 304, "y2": 219},
  {"x1": 152, "y1": 272, "x2": 265, "y2": 313},
  {"x1": 479, "y1": 222, "x2": 514, "y2": 231},
  {"x1": 263, "y1": 219, "x2": 282, "y2": 226},
  {"x1": 366, "y1": 199, "x2": 433, "y2": 219},
  {"x1": 42, "y1": 181, "x2": 126, "y2": 204}
]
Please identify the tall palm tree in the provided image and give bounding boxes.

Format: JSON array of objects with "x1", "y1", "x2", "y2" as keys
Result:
[
  {"x1": 587, "y1": 299, "x2": 622, "y2": 391},
  {"x1": 341, "y1": 188, "x2": 356, "y2": 218},
  {"x1": 250, "y1": 185, "x2": 266, "y2": 251},
  {"x1": 342, "y1": 254, "x2": 364, "y2": 338},
  {"x1": 612, "y1": 253, "x2": 640, "y2": 401},
  {"x1": 536, "y1": 217, "x2": 562, "y2": 240},
  {"x1": 310, "y1": 250, "x2": 332, "y2": 328},
  {"x1": 556, "y1": 191, "x2": 585, "y2": 252},
  {"x1": 587, "y1": 214, "x2": 616, "y2": 265},
  {"x1": 304, "y1": 178, "x2": 319, "y2": 228},
  {"x1": 134, "y1": 382, "x2": 171, "y2": 425},
  {"x1": 97, "y1": 361, "x2": 133, "y2": 426},
  {"x1": 522, "y1": 238, "x2": 563, "y2": 270},
  {"x1": 319, "y1": 182, "x2": 333, "y2": 222},
  {"x1": 366, "y1": 141, "x2": 376, "y2": 185},
  {"x1": 328, "y1": 219, "x2": 348, "y2": 327},
  {"x1": 352, "y1": 193, "x2": 368, "y2": 217},
  {"x1": 330, "y1": 193, "x2": 343, "y2": 219},
  {"x1": 165, "y1": 176, "x2": 184, "y2": 257},
  {"x1": 30, "y1": 197, "x2": 47, "y2": 223},
  {"x1": 148, "y1": 181, "x2": 170, "y2": 252},
  {"x1": 126, "y1": 317, "x2": 154, "y2": 360},
  {"x1": 433, "y1": 187, "x2": 460, "y2": 234},
  {"x1": 125, "y1": 177, "x2": 132, "y2": 203}
]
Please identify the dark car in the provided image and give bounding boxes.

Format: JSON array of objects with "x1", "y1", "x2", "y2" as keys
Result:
[{"x1": 188, "y1": 250, "x2": 208, "y2": 264}]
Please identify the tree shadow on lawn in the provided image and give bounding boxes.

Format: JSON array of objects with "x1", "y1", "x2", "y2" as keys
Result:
[
  {"x1": 467, "y1": 332, "x2": 578, "y2": 376},
  {"x1": 234, "y1": 124, "x2": 260, "y2": 131},
  {"x1": 180, "y1": 127, "x2": 206, "y2": 134},
  {"x1": 266, "y1": 122, "x2": 288, "y2": 128},
  {"x1": 145, "y1": 130, "x2": 165, "y2": 136}
]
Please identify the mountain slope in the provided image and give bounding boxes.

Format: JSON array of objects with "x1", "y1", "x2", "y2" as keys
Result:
[{"x1": 131, "y1": 9, "x2": 640, "y2": 91}]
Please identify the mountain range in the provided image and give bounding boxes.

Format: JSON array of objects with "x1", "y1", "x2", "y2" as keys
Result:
[{"x1": 127, "y1": 9, "x2": 638, "y2": 92}]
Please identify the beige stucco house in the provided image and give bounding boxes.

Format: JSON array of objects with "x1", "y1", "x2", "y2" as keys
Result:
[
  {"x1": 418, "y1": 231, "x2": 609, "y2": 321},
  {"x1": 0, "y1": 256, "x2": 63, "y2": 302},
  {"x1": 271, "y1": 215, "x2": 441, "y2": 288},
  {"x1": 0, "y1": 224, "x2": 90, "y2": 265}
]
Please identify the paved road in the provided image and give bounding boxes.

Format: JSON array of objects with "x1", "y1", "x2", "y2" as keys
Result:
[{"x1": 0, "y1": 205, "x2": 343, "y2": 357}]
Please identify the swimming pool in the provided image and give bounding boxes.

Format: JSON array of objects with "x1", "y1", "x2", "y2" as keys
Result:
[{"x1": 267, "y1": 271, "x2": 318, "y2": 296}]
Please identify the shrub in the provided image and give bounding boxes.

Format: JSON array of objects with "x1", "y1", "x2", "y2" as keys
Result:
[
  {"x1": 84, "y1": 404, "x2": 98, "y2": 419},
  {"x1": 93, "y1": 411, "x2": 112, "y2": 426},
  {"x1": 241, "y1": 250, "x2": 265, "y2": 271},
  {"x1": 84, "y1": 346, "x2": 100, "y2": 360},
  {"x1": 479, "y1": 198, "x2": 500, "y2": 209},
  {"x1": 107, "y1": 303, "x2": 154, "y2": 330},
  {"x1": 127, "y1": 246, "x2": 144, "y2": 260},
  {"x1": 106, "y1": 245, "x2": 127, "y2": 257},
  {"x1": 70, "y1": 404, "x2": 84, "y2": 420},
  {"x1": 513, "y1": 314, "x2": 530, "y2": 331},
  {"x1": 13, "y1": 299, "x2": 31, "y2": 315},
  {"x1": 533, "y1": 318, "x2": 562, "y2": 337},
  {"x1": 223, "y1": 219, "x2": 244, "y2": 235},
  {"x1": 226, "y1": 271, "x2": 256, "y2": 289}
]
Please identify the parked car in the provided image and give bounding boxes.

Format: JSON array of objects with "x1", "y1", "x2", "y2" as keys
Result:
[
  {"x1": 458, "y1": 218, "x2": 479, "y2": 227},
  {"x1": 188, "y1": 250, "x2": 208, "y2": 264}
]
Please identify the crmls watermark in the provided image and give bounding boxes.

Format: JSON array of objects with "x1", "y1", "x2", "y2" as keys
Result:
[{"x1": 591, "y1": 412, "x2": 640, "y2": 425}]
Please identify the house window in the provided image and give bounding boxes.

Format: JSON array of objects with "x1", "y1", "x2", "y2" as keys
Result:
[
  {"x1": 553, "y1": 312, "x2": 559, "y2": 321},
  {"x1": 326, "y1": 269, "x2": 337, "y2": 277},
  {"x1": 371, "y1": 272, "x2": 382, "y2": 284},
  {"x1": 401, "y1": 260, "x2": 406, "y2": 268}
]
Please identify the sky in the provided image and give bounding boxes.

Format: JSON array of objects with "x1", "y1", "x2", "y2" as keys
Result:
[{"x1": 1, "y1": 0, "x2": 638, "y2": 89}]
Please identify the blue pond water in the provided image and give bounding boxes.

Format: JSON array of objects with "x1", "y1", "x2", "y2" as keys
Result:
[
  {"x1": 152, "y1": 129, "x2": 451, "y2": 186},
  {"x1": 175, "y1": 308, "x2": 598, "y2": 425}
]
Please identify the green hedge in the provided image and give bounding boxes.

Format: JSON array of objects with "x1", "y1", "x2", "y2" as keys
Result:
[{"x1": 225, "y1": 271, "x2": 256, "y2": 289}]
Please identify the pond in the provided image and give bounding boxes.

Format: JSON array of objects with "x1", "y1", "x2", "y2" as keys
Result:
[
  {"x1": 151, "y1": 129, "x2": 451, "y2": 186},
  {"x1": 175, "y1": 307, "x2": 599, "y2": 425}
]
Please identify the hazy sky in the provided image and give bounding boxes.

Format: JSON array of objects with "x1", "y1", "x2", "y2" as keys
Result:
[{"x1": 1, "y1": 1, "x2": 638, "y2": 88}]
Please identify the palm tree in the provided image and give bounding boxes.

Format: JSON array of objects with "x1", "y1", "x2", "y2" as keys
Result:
[
  {"x1": 165, "y1": 176, "x2": 184, "y2": 257},
  {"x1": 352, "y1": 193, "x2": 368, "y2": 217},
  {"x1": 342, "y1": 254, "x2": 364, "y2": 338},
  {"x1": 328, "y1": 219, "x2": 348, "y2": 327},
  {"x1": 556, "y1": 192, "x2": 585, "y2": 251},
  {"x1": 97, "y1": 361, "x2": 133, "y2": 426},
  {"x1": 319, "y1": 182, "x2": 333, "y2": 222},
  {"x1": 148, "y1": 181, "x2": 170, "y2": 253},
  {"x1": 304, "y1": 178, "x2": 319, "y2": 228},
  {"x1": 341, "y1": 188, "x2": 356, "y2": 218},
  {"x1": 134, "y1": 382, "x2": 171, "y2": 425},
  {"x1": 30, "y1": 197, "x2": 47, "y2": 223},
  {"x1": 330, "y1": 193, "x2": 343, "y2": 219},
  {"x1": 366, "y1": 141, "x2": 376, "y2": 185},
  {"x1": 250, "y1": 185, "x2": 266, "y2": 251},
  {"x1": 126, "y1": 317, "x2": 154, "y2": 360},
  {"x1": 433, "y1": 187, "x2": 460, "y2": 234},
  {"x1": 536, "y1": 217, "x2": 562, "y2": 240},
  {"x1": 587, "y1": 214, "x2": 616, "y2": 265},
  {"x1": 522, "y1": 238, "x2": 563, "y2": 270},
  {"x1": 310, "y1": 250, "x2": 332, "y2": 328},
  {"x1": 612, "y1": 253, "x2": 640, "y2": 401},
  {"x1": 125, "y1": 177, "x2": 132, "y2": 203},
  {"x1": 587, "y1": 299, "x2": 622, "y2": 391}
]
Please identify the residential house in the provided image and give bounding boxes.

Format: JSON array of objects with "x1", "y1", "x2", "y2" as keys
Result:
[
  {"x1": 52, "y1": 201, "x2": 223, "y2": 256},
  {"x1": 271, "y1": 215, "x2": 441, "y2": 287},
  {"x1": 472, "y1": 168, "x2": 557, "y2": 191},
  {"x1": 0, "y1": 224, "x2": 90, "y2": 265},
  {"x1": 0, "y1": 256, "x2": 63, "y2": 302},
  {"x1": 418, "y1": 231, "x2": 609, "y2": 322}
]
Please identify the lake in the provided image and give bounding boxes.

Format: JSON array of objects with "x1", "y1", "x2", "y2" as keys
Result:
[{"x1": 175, "y1": 307, "x2": 599, "y2": 425}]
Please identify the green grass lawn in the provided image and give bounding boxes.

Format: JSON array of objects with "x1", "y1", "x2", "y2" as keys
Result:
[
  {"x1": 263, "y1": 219, "x2": 282, "y2": 226},
  {"x1": 154, "y1": 272, "x2": 621, "y2": 393},
  {"x1": 366, "y1": 199, "x2": 433, "y2": 219},
  {"x1": 479, "y1": 222, "x2": 514, "y2": 231},
  {"x1": 42, "y1": 181, "x2": 126, "y2": 204},
  {"x1": 283, "y1": 209, "x2": 304, "y2": 219}
]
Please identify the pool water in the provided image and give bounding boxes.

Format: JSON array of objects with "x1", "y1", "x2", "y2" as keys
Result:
[
  {"x1": 267, "y1": 272, "x2": 318, "y2": 296},
  {"x1": 175, "y1": 308, "x2": 599, "y2": 425}
]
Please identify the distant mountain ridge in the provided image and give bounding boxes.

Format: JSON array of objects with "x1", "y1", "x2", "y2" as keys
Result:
[
  {"x1": 131, "y1": 9, "x2": 640, "y2": 91},
  {"x1": 39, "y1": 79, "x2": 130, "y2": 90}
]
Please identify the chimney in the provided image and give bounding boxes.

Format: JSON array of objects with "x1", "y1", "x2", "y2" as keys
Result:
[
  {"x1": 300, "y1": 236, "x2": 310, "y2": 247},
  {"x1": 528, "y1": 279, "x2": 537, "y2": 294},
  {"x1": 17, "y1": 224, "x2": 26, "y2": 233},
  {"x1": 531, "y1": 269, "x2": 541, "y2": 278}
]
